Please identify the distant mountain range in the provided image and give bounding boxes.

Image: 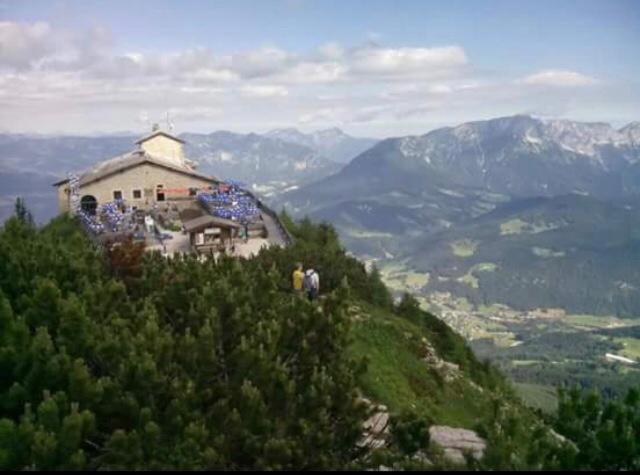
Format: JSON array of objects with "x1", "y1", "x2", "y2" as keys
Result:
[
  {"x1": 283, "y1": 115, "x2": 640, "y2": 205},
  {"x1": 275, "y1": 115, "x2": 640, "y2": 316},
  {"x1": 0, "y1": 127, "x2": 375, "y2": 223},
  {"x1": 266, "y1": 127, "x2": 378, "y2": 164},
  {"x1": 0, "y1": 134, "x2": 137, "y2": 224},
  {"x1": 182, "y1": 131, "x2": 341, "y2": 194}
]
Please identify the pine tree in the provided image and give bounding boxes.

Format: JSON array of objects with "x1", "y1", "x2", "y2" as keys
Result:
[
  {"x1": 14, "y1": 197, "x2": 33, "y2": 227},
  {"x1": 0, "y1": 212, "x2": 372, "y2": 469}
]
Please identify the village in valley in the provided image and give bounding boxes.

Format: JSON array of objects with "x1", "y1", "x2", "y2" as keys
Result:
[
  {"x1": 54, "y1": 124, "x2": 291, "y2": 258},
  {"x1": 372, "y1": 258, "x2": 640, "y2": 411}
]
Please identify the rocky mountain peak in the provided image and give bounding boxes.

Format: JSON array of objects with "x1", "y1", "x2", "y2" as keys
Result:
[
  {"x1": 267, "y1": 127, "x2": 378, "y2": 163},
  {"x1": 620, "y1": 121, "x2": 640, "y2": 144}
]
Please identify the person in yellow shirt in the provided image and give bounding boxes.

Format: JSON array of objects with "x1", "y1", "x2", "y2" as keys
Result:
[{"x1": 292, "y1": 263, "x2": 305, "y2": 295}]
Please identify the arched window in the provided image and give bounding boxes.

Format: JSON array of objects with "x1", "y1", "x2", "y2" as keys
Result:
[{"x1": 80, "y1": 195, "x2": 98, "y2": 215}]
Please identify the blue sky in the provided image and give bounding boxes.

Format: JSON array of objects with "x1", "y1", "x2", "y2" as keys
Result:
[{"x1": 0, "y1": 0, "x2": 638, "y2": 136}]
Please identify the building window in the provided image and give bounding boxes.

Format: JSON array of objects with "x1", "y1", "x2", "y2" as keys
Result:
[
  {"x1": 189, "y1": 187, "x2": 197, "y2": 196},
  {"x1": 156, "y1": 184, "x2": 165, "y2": 202},
  {"x1": 113, "y1": 190, "x2": 123, "y2": 201},
  {"x1": 80, "y1": 195, "x2": 98, "y2": 215},
  {"x1": 132, "y1": 189, "x2": 142, "y2": 199}
]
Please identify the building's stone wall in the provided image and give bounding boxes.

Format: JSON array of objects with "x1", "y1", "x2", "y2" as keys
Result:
[
  {"x1": 140, "y1": 135, "x2": 185, "y2": 166},
  {"x1": 59, "y1": 162, "x2": 214, "y2": 211},
  {"x1": 57, "y1": 185, "x2": 70, "y2": 213}
]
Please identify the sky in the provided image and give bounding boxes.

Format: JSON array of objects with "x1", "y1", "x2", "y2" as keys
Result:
[{"x1": 0, "y1": 0, "x2": 638, "y2": 138}]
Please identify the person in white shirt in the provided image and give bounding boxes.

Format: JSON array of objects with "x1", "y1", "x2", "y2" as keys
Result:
[{"x1": 303, "y1": 269, "x2": 320, "y2": 302}]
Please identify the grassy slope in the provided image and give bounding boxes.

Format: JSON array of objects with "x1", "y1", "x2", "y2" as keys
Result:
[
  {"x1": 513, "y1": 383, "x2": 558, "y2": 414},
  {"x1": 274, "y1": 214, "x2": 546, "y2": 439},
  {"x1": 348, "y1": 302, "x2": 509, "y2": 428}
]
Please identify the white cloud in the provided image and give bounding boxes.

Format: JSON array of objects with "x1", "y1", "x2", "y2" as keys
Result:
[
  {"x1": 240, "y1": 85, "x2": 289, "y2": 98},
  {"x1": 520, "y1": 70, "x2": 598, "y2": 87},
  {"x1": 317, "y1": 42, "x2": 345, "y2": 60},
  {"x1": 427, "y1": 84, "x2": 453, "y2": 94},
  {"x1": 298, "y1": 107, "x2": 345, "y2": 124},
  {"x1": 284, "y1": 61, "x2": 347, "y2": 84},
  {"x1": 349, "y1": 45, "x2": 467, "y2": 77},
  {"x1": 0, "y1": 21, "x2": 630, "y2": 137},
  {"x1": 0, "y1": 21, "x2": 55, "y2": 69},
  {"x1": 184, "y1": 68, "x2": 238, "y2": 83},
  {"x1": 228, "y1": 46, "x2": 293, "y2": 79}
]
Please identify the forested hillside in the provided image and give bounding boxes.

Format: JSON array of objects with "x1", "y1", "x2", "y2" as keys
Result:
[
  {"x1": 0, "y1": 206, "x2": 637, "y2": 470},
  {"x1": 410, "y1": 194, "x2": 640, "y2": 316}
]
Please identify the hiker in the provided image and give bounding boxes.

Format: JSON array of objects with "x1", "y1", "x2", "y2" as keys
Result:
[
  {"x1": 292, "y1": 263, "x2": 305, "y2": 296},
  {"x1": 303, "y1": 268, "x2": 320, "y2": 302}
]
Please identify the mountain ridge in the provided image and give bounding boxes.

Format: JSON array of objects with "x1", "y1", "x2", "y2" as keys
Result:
[
  {"x1": 266, "y1": 127, "x2": 379, "y2": 163},
  {"x1": 275, "y1": 114, "x2": 640, "y2": 316}
]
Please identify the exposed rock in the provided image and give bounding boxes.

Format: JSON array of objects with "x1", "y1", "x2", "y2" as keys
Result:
[
  {"x1": 420, "y1": 338, "x2": 461, "y2": 381},
  {"x1": 469, "y1": 380, "x2": 485, "y2": 393},
  {"x1": 411, "y1": 450, "x2": 433, "y2": 466},
  {"x1": 549, "y1": 428, "x2": 577, "y2": 450},
  {"x1": 348, "y1": 304, "x2": 369, "y2": 322},
  {"x1": 439, "y1": 361, "x2": 461, "y2": 382},
  {"x1": 357, "y1": 399, "x2": 391, "y2": 450},
  {"x1": 429, "y1": 425, "x2": 486, "y2": 464},
  {"x1": 364, "y1": 465, "x2": 395, "y2": 472}
]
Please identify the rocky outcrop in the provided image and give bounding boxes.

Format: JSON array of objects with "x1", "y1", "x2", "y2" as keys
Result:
[
  {"x1": 357, "y1": 398, "x2": 390, "y2": 450},
  {"x1": 420, "y1": 337, "x2": 461, "y2": 382},
  {"x1": 356, "y1": 394, "x2": 486, "y2": 467},
  {"x1": 348, "y1": 303, "x2": 369, "y2": 322},
  {"x1": 429, "y1": 425, "x2": 486, "y2": 464}
]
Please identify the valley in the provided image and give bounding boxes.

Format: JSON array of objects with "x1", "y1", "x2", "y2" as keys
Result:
[
  {"x1": 376, "y1": 261, "x2": 640, "y2": 409},
  {"x1": 272, "y1": 114, "x2": 640, "y2": 407}
]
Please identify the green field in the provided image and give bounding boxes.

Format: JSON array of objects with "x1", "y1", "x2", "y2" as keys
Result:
[
  {"x1": 500, "y1": 218, "x2": 529, "y2": 235},
  {"x1": 614, "y1": 337, "x2": 640, "y2": 360},
  {"x1": 565, "y1": 314, "x2": 627, "y2": 328},
  {"x1": 450, "y1": 239, "x2": 478, "y2": 257},
  {"x1": 500, "y1": 218, "x2": 562, "y2": 235},
  {"x1": 344, "y1": 228, "x2": 395, "y2": 239},
  {"x1": 379, "y1": 260, "x2": 430, "y2": 292},
  {"x1": 457, "y1": 272, "x2": 479, "y2": 288},
  {"x1": 457, "y1": 262, "x2": 498, "y2": 289},
  {"x1": 513, "y1": 383, "x2": 558, "y2": 413},
  {"x1": 532, "y1": 247, "x2": 565, "y2": 258},
  {"x1": 511, "y1": 360, "x2": 541, "y2": 366}
]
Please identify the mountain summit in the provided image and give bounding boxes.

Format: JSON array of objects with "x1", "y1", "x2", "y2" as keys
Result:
[
  {"x1": 266, "y1": 127, "x2": 378, "y2": 163},
  {"x1": 336, "y1": 115, "x2": 640, "y2": 199}
]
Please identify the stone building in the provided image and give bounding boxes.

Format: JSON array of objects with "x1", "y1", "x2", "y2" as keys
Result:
[{"x1": 53, "y1": 127, "x2": 218, "y2": 215}]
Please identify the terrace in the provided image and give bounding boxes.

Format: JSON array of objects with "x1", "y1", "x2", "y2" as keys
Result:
[{"x1": 76, "y1": 180, "x2": 290, "y2": 257}]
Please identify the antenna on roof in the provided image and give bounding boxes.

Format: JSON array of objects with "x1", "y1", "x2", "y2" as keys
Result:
[
  {"x1": 139, "y1": 110, "x2": 148, "y2": 121},
  {"x1": 166, "y1": 111, "x2": 175, "y2": 132}
]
